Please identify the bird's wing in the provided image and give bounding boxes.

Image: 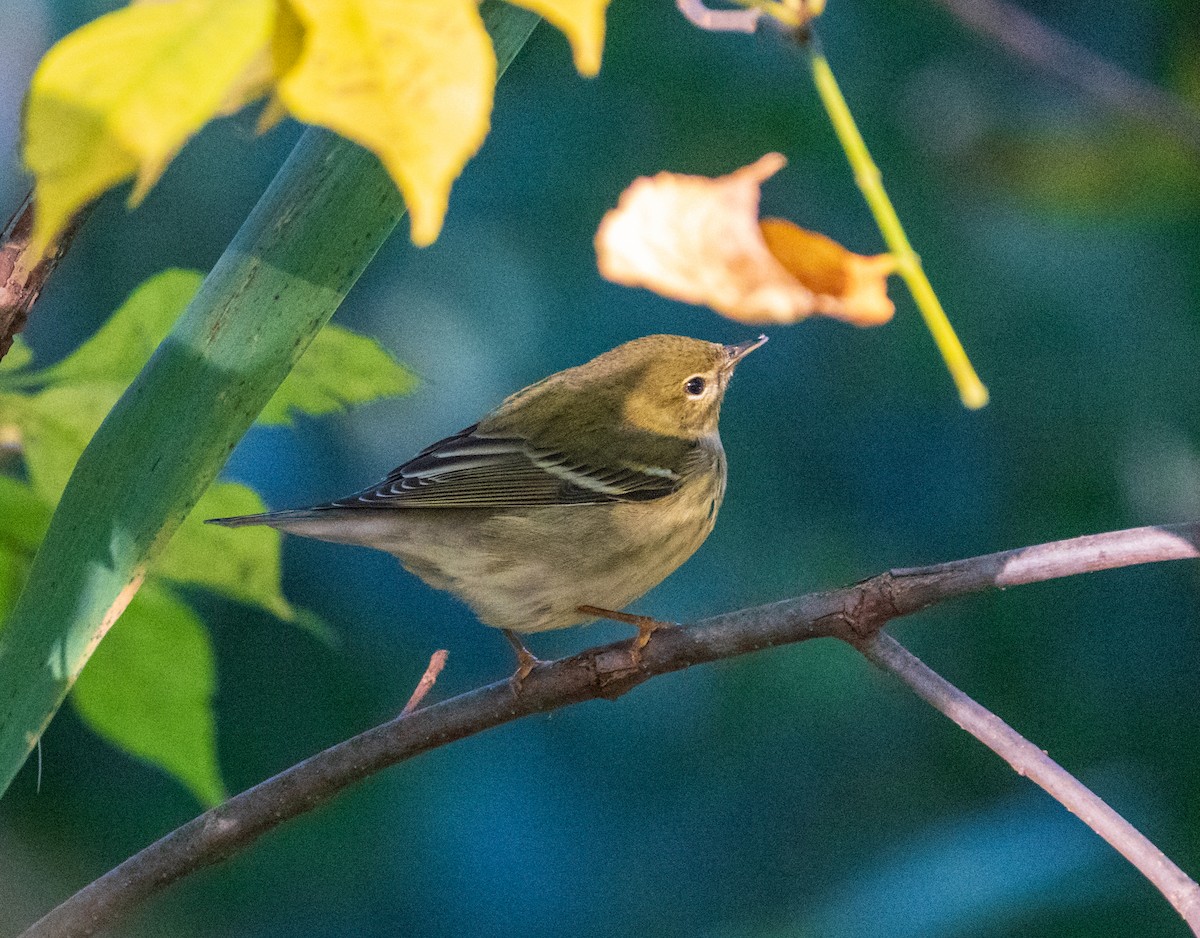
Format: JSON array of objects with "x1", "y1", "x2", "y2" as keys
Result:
[{"x1": 325, "y1": 425, "x2": 683, "y2": 509}]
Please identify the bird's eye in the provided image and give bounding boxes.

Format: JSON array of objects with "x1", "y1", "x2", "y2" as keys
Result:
[{"x1": 684, "y1": 375, "x2": 707, "y2": 398}]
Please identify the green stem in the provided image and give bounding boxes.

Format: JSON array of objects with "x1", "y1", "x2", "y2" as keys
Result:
[
  {"x1": 0, "y1": 3, "x2": 540, "y2": 798},
  {"x1": 809, "y1": 49, "x2": 989, "y2": 410}
]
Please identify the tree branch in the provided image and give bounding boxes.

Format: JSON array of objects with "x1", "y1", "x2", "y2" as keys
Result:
[
  {"x1": 857, "y1": 632, "x2": 1200, "y2": 934},
  {"x1": 19, "y1": 521, "x2": 1200, "y2": 938},
  {"x1": 932, "y1": 0, "x2": 1200, "y2": 154},
  {"x1": 0, "y1": 193, "x2": 88, "y2": 363}
]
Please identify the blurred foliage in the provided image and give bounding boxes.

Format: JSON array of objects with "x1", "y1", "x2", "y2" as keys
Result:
[
  {"x1": 0, "y1": 269, "x2": 414, "y2": 802},
  {"x1": 22, "y1": 0, "x2": 277, "y2": 252},
  {"x1": 3, "y1": 0, "x2": 1200, "y2": 936},
  {"x1": 973, "y1": 122, "x2": 1200, "y2": 221},
  {"x1": 22, "y1": 0, "x2": 605, "y2": 250}
]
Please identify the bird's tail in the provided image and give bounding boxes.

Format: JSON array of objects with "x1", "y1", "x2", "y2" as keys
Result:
[
  {"x1": 206, "y1": 505, "x2": 409, "y2": 552},
  {"x1": 205, "y1": 508, "x2": 327, "y2": 529}
]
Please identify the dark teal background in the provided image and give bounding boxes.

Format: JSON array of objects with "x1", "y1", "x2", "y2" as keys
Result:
[{"x1": 3, "y1": 1, "x2": 1200, "y2": 935}]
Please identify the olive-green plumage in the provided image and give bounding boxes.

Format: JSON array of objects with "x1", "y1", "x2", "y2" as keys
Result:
[{"x1": 208, "y1": 333, "x2": 765, "y2": 636}]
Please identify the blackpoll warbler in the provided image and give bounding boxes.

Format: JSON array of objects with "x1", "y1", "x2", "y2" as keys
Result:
[{"x1": 209, "y1": 333, "x2": 766, "y2": 679}]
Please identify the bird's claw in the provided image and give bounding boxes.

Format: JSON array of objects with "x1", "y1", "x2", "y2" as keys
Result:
[
  {"x1": 577, "y1": 605, "x2": 669, "y2": 669},
  {"x1": 503, "y1": 629, "x2": 544, "y2": 694},
  {"x1": 628, "y1": 619, "x2": 661, "y2": 668},
  {"x1": 510, "y1": 648, "x2": 544, "y2": 693}
]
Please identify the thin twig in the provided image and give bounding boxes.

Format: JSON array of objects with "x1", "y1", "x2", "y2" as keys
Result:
[
  {"x1": 933, "y1": 0, "x2": 1200, "y2": 154},
  {"x1": 858, "y1": 632, "x2": 1200, "y2": 934},
  {"x1": 0, "y1": 192, "x2": 88, "y2": 363},
  {"x1": 400, "y1": 650, "x2": 448, "y2": 716},
  {"x1": 807, "y1": 46, "x2": 988, "y2": 410},
  {"x1": 675, "y1": 0, "x2": 761, "y2": 33},
  {"x1": 19, "y1": 521, "x2": 1200, "y2": 938}
]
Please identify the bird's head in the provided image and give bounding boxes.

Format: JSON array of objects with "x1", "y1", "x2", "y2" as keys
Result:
[{"x1": 601, "y1": 333, "x2": 768, "y2": 439}]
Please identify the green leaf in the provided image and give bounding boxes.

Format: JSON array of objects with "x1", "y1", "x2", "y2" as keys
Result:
[
  {"x1": 155, "y1": 482, "x2": 295, "y2": 619},
  {"x1": 259, "y1": 323, "x2": 416, "y2": 425},
  {"x1": 0, "y1": 476, "x2": 51, "y2": 552},
  {"x1": 40, "y1": 270, "x2": 203, "y2": 386},
  {"x1": 0, "y1": 337, "x2": 33, "y2": 374},
  {"x1": 0, "y1": 274, "x2": 199, "y2": 501},
  {"x1": 0, "y1": 550, "x2": 27, "y2": 631},
  {"x1": 0, "y1": 478, "x2": 48, "y2": 638},
  {"x1": 2, "y1": 383, "x2": 122, "y2": 502},
  {"x1": 71, "y1": 582, "x2": 226, "y2": 806}
]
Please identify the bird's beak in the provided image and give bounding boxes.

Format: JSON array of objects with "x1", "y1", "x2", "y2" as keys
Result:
[{"x1": 723, "y1": 334, "x2": 768, "y2": 369}]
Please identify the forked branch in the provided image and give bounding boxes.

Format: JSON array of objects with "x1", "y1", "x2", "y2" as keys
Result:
[
  {"x1": 858, "y1": 632, "x2": 1200, "y2": 933},
  {"x1": 19, "y1": 521, "x2": 1200, "y2": 937}
]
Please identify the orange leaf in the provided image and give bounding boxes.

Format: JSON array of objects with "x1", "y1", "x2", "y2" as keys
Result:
[{"x1": 759, "y1": 219, "x2": 895, "y2": 326}]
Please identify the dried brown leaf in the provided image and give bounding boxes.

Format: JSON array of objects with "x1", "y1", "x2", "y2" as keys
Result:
[
  {"x1": 759, "y1": 218, "x2": 896, "y2": 326},
  {"x1": 595, "y1": 153, "x2": 895, "y2": 327}
]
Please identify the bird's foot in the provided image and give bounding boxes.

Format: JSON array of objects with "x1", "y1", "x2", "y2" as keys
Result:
[
  {"x1": 577, "y1": 605, "x2": 673, "y2": 668},
  {"x1": 503, "y1": 629, "x2": 544, "y2": 694}
]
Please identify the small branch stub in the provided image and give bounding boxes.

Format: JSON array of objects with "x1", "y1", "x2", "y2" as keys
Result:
[
  {"x1": 400, "y1": 650, "x2": 448, "y2": 716},
  {"x1": 675, "y1": 0, "x2": 761, "y2": 33},
  {"x1": 0, "y1": 194, "x2": 87, "y2": 363}
]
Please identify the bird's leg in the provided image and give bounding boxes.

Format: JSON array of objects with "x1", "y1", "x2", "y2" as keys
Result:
[
  {"x1": 577, "y1": 605, "x2": 673, "y2": 667},
  {"x1": 502, "y1": 629, "x2": 543, "y2": 692}
]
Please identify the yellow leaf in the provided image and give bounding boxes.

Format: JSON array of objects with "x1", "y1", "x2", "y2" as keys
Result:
[
  {"x1": 273, "y1": 0, "x2": 309, "y2": 77},
  {"x1": 506, "y1": 0, "x2": 608, "y2": 76},
  {"x1": 23, "y1": 0, "x2": 277, "y2": 254},
  {"x1": 215, "y1": 50, "x2": 277, "y2": 120},
  {"x1": 254, "y1": 0, "x2": 308, "y2": 132},
  {"x1": 218, "y1": 1, "x2": 307, "y2": 128},
  {"x1": 279, "y1": 0, "x2": 496, "y2": 246}
]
